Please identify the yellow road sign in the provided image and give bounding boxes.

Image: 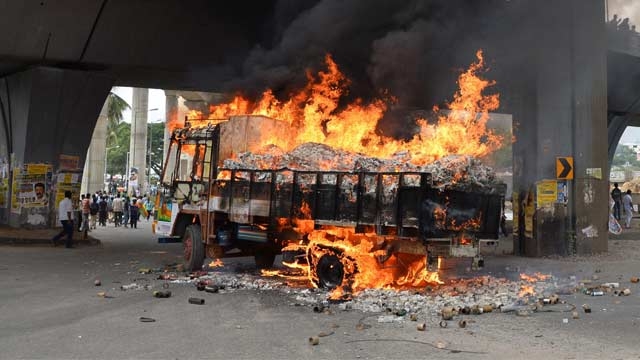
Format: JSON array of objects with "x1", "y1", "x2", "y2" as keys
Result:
[{"x1": 556, "y1": 157, "x2": 574, "y2": 180}]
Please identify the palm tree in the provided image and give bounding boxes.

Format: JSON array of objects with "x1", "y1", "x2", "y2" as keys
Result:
[
  {"x1": 106, "y1": 92, "x2": 130, "y2": 147},
  {"x1": 82, "y1": 89, "x2": 130, "y2": 194}
]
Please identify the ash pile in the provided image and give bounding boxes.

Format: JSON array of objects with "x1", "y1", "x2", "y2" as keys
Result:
[
  {"x1": 222, "y1": 142, "x2": 502, "y2": 194},
  {"x1": 182, "y1": 267, "x2": 570, "y2": 319}
]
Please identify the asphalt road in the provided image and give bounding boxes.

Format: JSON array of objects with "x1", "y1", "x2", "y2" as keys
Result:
[{"x1": 1, "y1": 220, "x2": 640, "y2": 359}]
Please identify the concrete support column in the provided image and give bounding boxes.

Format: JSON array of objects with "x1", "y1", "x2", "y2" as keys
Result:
[
  {"x1": 82, "y1": 101, "x2": 109, "y2": 194},
  {"x1": 512, "y1": 0, "x2": 608, "y2": 255},
  {"x1": 164, "y1": 91, "x2": 179, "y2": 167},
  {"x1": 0, "y1": 67, "x2": 113, "y2": 227},
  {"x1": 129, "y1": 88, "x2": 148, "y2": 196}
]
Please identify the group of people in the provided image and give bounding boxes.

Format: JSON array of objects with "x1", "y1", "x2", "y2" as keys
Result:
[
  {"x1": 611, "y1": 182, "x2": 635, "y2": 229},
  {"x1": 90, "y1": 192, "x2": 154, "y2": 229}
]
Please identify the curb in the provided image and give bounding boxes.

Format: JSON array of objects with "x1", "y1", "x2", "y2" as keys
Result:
[{"x1": 0, "y1": 237, "x2": 101, "y2": 246}]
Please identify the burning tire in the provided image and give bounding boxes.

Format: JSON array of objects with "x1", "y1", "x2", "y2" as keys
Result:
[
  {"x1": 183, "y1": 224, "x2": 205, "y2": 272},
  {"x1": 314, "y1": 254, "x2": 345, "y2": 289}
]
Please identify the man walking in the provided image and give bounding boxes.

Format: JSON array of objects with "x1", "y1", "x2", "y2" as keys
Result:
[
  {"x1": 623, "y1": 189, "x2": 634, "y2": 229},
  {"x1": 51, "y1": 191, "x2": 74, "y2": 248},
  {"x1": 81, "y1": 193, "x2": 91, "y2": 236},
  {"x1": 612, "y1": 183, "x2": 622, "y2": 220},
  {"x1": 129, "y1": 198, "x2": 140, "y2": 229},
  {"x1": 112, "y1": 194, "x2": 123, "y2": 227}
]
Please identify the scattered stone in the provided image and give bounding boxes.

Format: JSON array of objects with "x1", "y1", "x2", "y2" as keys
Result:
[
  {"x1": 309, "y1": 336, "x2": 320, "y2": 345},
  {"x1": 582, "y1": 304, "x2": 592, "y2": 313},
  {"x1": 94, "y1": 279, "x2": 101, "y2": 286},
  {"x1": 631, "y1": 277, "x2": 639, "y2": 283},
  {"x1": 458, "y1": 320, "x2": 467, "y2": 328},
  {"x1": 572, "y1": 311, "x2": 580, "y2": 319},
  {"x1": 188, "y1": 297, "x2": 205, "y2": 305},
  {"x1": 152, "y1": 290, "x2": 171, "y2": 298},
  {"x1": 417, "y1": 323, "x2": 426, "y2": 331}
]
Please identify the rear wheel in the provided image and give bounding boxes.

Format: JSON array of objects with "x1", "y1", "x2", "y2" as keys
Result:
[
  {"x1": 314, "y1": 253, "x2": 345, "y2": 289},
  {"x1": 183, "y1": 225, "x2": 205, "y2": 272}
]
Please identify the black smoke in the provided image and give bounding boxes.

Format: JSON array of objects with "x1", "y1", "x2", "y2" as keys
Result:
[{"x1": 204, "y1": 0, "x2": 536, "y2": 134}]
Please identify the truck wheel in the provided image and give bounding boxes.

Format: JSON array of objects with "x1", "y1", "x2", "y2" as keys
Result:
[
  {"x1": 183, "y1": 225, "x2": 205, "y2": 272},
  {"x1": 254, "y1": 251, "x2": 276, "y2": 269},
  {"x1": 314, "y1": 254, "x2": 344, "y2": 289}
]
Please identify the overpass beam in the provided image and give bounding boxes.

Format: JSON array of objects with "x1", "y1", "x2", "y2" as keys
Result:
[{"x1": 512, "y1": 0, "x2": 608, "y2": 255}]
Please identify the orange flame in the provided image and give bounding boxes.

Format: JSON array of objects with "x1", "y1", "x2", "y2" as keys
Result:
[
  {"x1": 209, "y1": 259, "x2": 224, "y2": 268},
  {"x1": 285, "y1": 228, "x2": 442, "y2": 298},
  {"x1": 181, "y1": 50, "x2": 502, "y2": 165},
  {"x1": 518, "y1": 272, "x2": 551, "y2": 297}
]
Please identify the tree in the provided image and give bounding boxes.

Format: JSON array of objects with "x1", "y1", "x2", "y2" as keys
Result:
[
  {"x1": 106, "y1": 92, "x2": 130, "y2": 147},
  {"x1": 107, "y1": 122, "x2": 130, "y2": 177},
  {"x1": 147, "y1": 122, "x2": 165, "y2": 181},
  {"x1": 612, "y1": 144, "x2": 640, "y2": 170}
]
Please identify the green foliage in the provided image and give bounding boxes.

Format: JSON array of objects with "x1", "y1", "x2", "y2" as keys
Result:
[
  {"x1": 106, "y1": 92, "x2": 131, "y2": 147},
  {"x1": 612, "y1": 144, "x2": 640, "y2": 170},
  {"x1": 147, "y1": 122, "x2": 165, "y2": 181},
  {"x1": 105, "y1": 121, "x2": 166, "y2": 182}
]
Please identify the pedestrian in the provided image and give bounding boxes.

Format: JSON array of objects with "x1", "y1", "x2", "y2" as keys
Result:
[
  {"x1": 112, "y1": 194, "x2": 123, "y2": 227},
  {"x1": 51, "y1": 190, "x2": 74, "y2": 248},
  {"x1": 107, "y1": 196, "x2": 114, "y2": 224},
  {"x1": 123, "y1": 196, "x2": 130, "y2": 228},
  {"x1": 623, "y1": 190, "x2": 634, "y2": 229},
  {"x1": 81, "y1": 193, "x2": 91, "y2": 238},
  {"x1": 611, "y1": 183, "x2": 622, "y2": 220},
  {"x1": 98, "y1": 196, "x2": 108, "y2": 226},
  {"x1": 89, "y1": 196, "x2": 99, "y2": 230},
  {"x1": 130, "y1": 198, "x2": 140, "y2": 229},
  {"x1": 144, "y1": 196, "x2": 153, "y2": 221}
]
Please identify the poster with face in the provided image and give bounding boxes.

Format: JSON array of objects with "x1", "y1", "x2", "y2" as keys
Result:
[{"x1": 129, "y1": 167, "x2": 139, "y2": 188}]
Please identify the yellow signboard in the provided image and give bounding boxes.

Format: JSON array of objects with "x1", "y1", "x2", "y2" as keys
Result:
[{"x1": 536, "y1": 179, "x2": 558, "y2": 208}]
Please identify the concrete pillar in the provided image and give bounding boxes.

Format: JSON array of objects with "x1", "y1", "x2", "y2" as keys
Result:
[
  {"x1": 82, "y1": 101, "x2": 109, "y2": 194},
  {"x1": 164, "y1": 91, "x2": 179, "y2": 167},
  {"x1": 129, "y1": 88, "x2": 148, "y2": 196},
  {"x1": 0, "y1": 67, "x2": 113, "y2": 227},
  {"x1": 512, "y1": 0, "x2": 607, "y2": 255}
]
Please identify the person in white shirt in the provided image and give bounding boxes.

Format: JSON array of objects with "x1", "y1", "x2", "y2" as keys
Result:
[
  {"x1": 112, "y1": 195, "x2": 124, "y2": 227},
  {"x1": 623, "y1": 189, "x2": 635, "y2": 229},
  {"x1": 51, "y1": 191, "x2": 74, "y2": 248}
]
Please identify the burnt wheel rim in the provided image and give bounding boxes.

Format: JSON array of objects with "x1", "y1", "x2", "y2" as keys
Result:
[
  {"x1": 316, "y1": 254, "x2": 344, "y2": 289},
  {"x1": 183, "y1": 232, "x2": 192, "y2": 262}
]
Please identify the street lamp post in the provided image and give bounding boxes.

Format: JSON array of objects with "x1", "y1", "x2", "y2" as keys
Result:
[{"x1": 104, "y1": 145, "x2": 120, "y2": 193}]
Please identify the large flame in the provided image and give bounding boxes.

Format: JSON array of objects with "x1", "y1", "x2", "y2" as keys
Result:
[
  {"x1": 174, "y1": 51, "x2": 504, "y2": 296},
  {"x1": 179, "y1": 50, "x2": 503, "y2": 165}
]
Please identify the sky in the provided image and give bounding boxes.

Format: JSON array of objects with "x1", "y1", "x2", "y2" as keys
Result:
[
  {"x1": 608, "y1": 0, "x2": 640, "y2": 24},
  {"x1": 111, "y1": 87, "x2": 166, "y2": 123}
]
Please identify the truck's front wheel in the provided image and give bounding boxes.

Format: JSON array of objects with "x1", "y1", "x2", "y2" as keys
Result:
[{"x1": 183, "y1": 225, "x2": 205, "y2": 272}]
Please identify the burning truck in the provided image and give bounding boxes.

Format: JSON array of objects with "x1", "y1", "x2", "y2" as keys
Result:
[{"x1": 154, "y1": 51, "x2": 507, "y2": 297}]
